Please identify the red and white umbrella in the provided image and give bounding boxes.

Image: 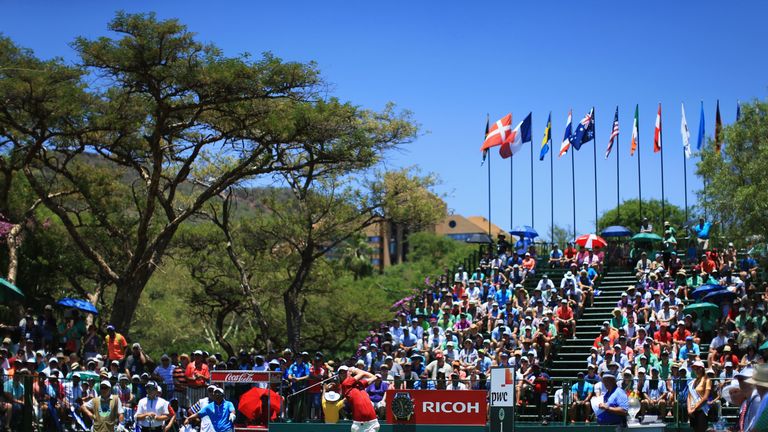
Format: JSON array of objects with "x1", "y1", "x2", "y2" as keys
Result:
[{"x1": 575, "y1": 233, "x2": 607, "y2": 249}]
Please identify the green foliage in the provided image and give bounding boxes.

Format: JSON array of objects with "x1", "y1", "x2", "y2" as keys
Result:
[
  {"x1": 0, "y1": 12, "x2": 418, "y2": 331},
  {"x1": 697, "y1": 100, "x2": 768, "y2": 243},
  {"x1": 598, "y1": 199, "x2": 687, "y2": 235},
  {"x1": 546, "y1": 224, "x2": 572, "y2": 246}
]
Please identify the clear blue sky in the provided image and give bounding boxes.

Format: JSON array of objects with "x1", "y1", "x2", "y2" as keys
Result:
[{"x1": 4, "y1": 0, "x2": 767, "y2": 237}]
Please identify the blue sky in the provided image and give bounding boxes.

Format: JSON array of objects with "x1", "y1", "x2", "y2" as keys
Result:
[{"x1": 3, "y1": 1, "x2": 767, "y2": 236}]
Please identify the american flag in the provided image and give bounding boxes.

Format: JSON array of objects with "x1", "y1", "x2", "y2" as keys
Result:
[{"x1": 605, "y1": 107, "x2": 619, "y2": 158}]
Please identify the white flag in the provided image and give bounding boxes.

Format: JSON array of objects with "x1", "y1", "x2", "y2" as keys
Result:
[{"x1": 681, "y1": 102, "x2": 691, "y2": 159}]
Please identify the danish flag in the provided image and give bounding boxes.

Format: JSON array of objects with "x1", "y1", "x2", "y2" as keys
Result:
[{"x1": 480, "y1": 114, "x2": 513, "y2": 152}]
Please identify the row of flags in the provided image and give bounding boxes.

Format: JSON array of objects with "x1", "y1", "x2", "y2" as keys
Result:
[{"x1": 481, "y1": 101, "x2": 737, "y2": 162}]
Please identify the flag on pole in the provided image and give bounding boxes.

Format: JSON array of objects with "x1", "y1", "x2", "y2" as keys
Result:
[
  {"x1": 539, "y1": 112, "x2": 551, "y2": 161},
  {"x1": 681, "y1": 103, "x2": 691, "y2": 159},
  {"x1": 605, "y1": 106, "x2": 619, "y2": 159},
  {"x1": 736, "y1": 101, "x2": 741, "y2": 121},
  {"x1": 481, "y1": 114, "x2": 490, "y2": 164},
  {"x1": 630, "y1": 104, "x2": 639, "y2": 156},
  {"x1": 558, "y1": 109, "x2": 573, "y2": 157},
  {"x1": 653, "y1": 103, "x2": 662, "y2": 153},
  {"x1": 697, "y1": 101, "x2": 705, "y2": 150},
  {"x1": 714, "y1": 100, "x2": 722, "y2": 153},
  {"x1": 481, "y1": 113, "x2": 513, "y2": 153},
  {"x1": 571, "y1": 108, "x2": 595, "y2": 151},
  {"x1": 500, "y1": 112, "x2": 532, "y2": 159}
]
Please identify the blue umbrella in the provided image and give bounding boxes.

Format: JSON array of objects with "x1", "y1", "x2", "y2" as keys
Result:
[
  {"x1": 57, "y1": 298, "x2": 99, "y2": 315},
  {"x1": 701, "y1": 290, "x2": 737, "y2": 304},
  {"x1": 601, "y1": 226, "x2": 633, "y2": 238},
  {"x1": 509, "y1": 225, "x2": 538, "y2": 239},
  {"x1": 690, "y1": 284, "x2": 727, "y2": 300}
]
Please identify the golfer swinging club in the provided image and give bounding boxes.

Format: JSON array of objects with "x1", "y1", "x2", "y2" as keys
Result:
[{"x1": 340, "y1": 367, "x2": 380, "y2": 432}]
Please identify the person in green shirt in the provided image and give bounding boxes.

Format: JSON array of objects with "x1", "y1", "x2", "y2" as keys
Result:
[{"x1": 610, "y1": 309, "x2": 628, "y2": 329}]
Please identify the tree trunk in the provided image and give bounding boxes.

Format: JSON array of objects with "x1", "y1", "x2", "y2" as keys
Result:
[
  {"x1": 284, "y1": 291, "x2": 303, "y2": 353},
  {"x1": 6, "y1": 223, "x2": 23, "y2": 285},
  {"x1": 109, "y1": 275, "x2": 151, "y2": 333},
  {"x1": 394, "y1": 223, "x2": 404, "y2": 265},
  {"x1": 214, "y1": 307, "x2": 236, "y2": 358}
]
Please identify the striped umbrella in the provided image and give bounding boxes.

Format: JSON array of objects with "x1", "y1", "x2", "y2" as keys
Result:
[{"x1": 575, "y1": 234, "x2": 607, "y2": 249}]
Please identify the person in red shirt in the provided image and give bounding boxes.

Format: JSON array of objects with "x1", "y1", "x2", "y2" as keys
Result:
[
  {"x1": 341, "y1": 367, "x2": 379, "y2": 432},
  {"x1": 563, "y1": 243, "x2": 578, "y2": 265},
  {"x1": 185, "y1": 350, "x2": 210, "y2": 403},
  {"x1": 555, "y1": 299, "x2": 576, "y2": 338},
  {"x1": 700, "y1": 254, "x2": 716, "y2": 275},
  {"x1": 307, "y1": 353, "x2": 328, "y2": 421},
  {"x1": 672, "y1": 321, "x2": 691, "y2": 351},
  {"x1": 654, "y1": 324, "x2": 673, "y2": 352}
]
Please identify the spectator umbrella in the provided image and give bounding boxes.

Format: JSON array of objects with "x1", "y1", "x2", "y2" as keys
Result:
[
  {"x1": 0, "y1": 277, "x2": 24, "y2": 299},
  {"x1": 238, "y1": 387, "x2": 282, "y2": 424},
  {"x1": 631, "y1": 232, "x2": 663, "y2": 242},
  {"x1": 575, "y1": 234, "x2": 607, "y2": 249},
  {"x1": 701, "y1": 290, "x2": 737, "y2": 304},
  {"x1": 57, "y1": 297, "x2": 99, "y2": 315},
  {"x1": 682, "y1": 302, "x2": 720, "y2": 316},
  {"x1": 600, "y1": 226, "x2": 632, "y2": 237},
  {"x1": 509, "y1": 225, "x2": 538, "y2": 239},
  {"x1": 690, "y1": 284, "x2": 727, "y2": 300}
]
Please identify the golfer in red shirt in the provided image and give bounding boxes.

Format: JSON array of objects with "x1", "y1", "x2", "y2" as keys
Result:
[{"x1": 340, "y1": 367, "x2": 380, "y2": 432}]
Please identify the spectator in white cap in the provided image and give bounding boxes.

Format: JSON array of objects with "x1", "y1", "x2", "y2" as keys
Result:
[
  {"x1": 185, "y1": 386, "x2": 235, "y2": 432},
  {"x1": 596, "y1": 371, "x2": 629, "y2": 426},
  {"x1": 735, "y1": 367, "x2": 760, "y2": 431},
  {"x1": 81, "y1": 380, "x2": 124, "y2": 431},
  {"x1": 185, "y1": 350, "x2": 211, "y2": 405},
  {"x1": 188, "y1": 385, "x2": 217, "y2": 431},
  {"x1": 135, "y1": 380, "x2": 170, "y2": 432}
]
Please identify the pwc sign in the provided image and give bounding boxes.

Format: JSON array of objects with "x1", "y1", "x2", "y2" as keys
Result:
[
  {"x1": 385, "y1": 390, "x2": 487, "y2": 425},
  {"x1": 490, "y1": 367, "x2": 516, "y2": 407}
]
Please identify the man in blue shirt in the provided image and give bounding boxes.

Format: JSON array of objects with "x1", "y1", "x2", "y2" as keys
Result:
[
  {"x1": 184, "y1": 387, "x2": 235, "y2": 432},
  {"x1": 691, "y1": 217, "x2": 716, "y2": 252},
  {"x1": 597, "y1": 371, "x2": 629, "y2": 426},
  {"x1": 570, "y1": 372, "x2": 594, "y2": 423}
]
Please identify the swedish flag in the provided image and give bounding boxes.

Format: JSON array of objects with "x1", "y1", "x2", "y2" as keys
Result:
[{"x1": 539, "y1": 112, "x2": 551, "y2": 160}]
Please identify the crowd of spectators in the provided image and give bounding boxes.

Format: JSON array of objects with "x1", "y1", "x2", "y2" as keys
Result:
[{"x1": 1, "y1": 217, "x2": 768, "y2": 431}]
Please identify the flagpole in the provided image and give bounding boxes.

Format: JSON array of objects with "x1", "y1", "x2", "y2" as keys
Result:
[
  {"x1": 530, "y1": 113, "x2": 535, "y2": 228},
  {"x1": 616, "y1": 108, "x2": 620, "y2": 221},
  {"x1": 682, "y1": 139, "x2": 689, "y2": 223},
  {"x1": 637, "y1": 108, "x2": 643, "y2": 220},
  {"x1": 571, "y1": 148, "x2": 576, "y2": 239},
  {"x1": 485, "y1": 114, "x2": 492, "y2": 237},
  {"x1": 510, "y1": 156, "x2": 514, "y2": 230},
  {"x1": 550, "y1": 129, "x2": 554, "y2": 244},
  {"x1": 592, "y1": 107, "x2": 598, "y2": 233},
  {"x1": 659, "y1": 103, "x2": 666, "y2": 224}
]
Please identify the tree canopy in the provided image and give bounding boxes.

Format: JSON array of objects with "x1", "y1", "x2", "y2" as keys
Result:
[
  {"x1": 598, "y1": 198, "x2": 686, "y2": 235},
  {"x1": 697, "y1": 100, "x2": 768, "y2": 244},
  {"x1": 0, "y1": 12, "x2": 417, "y2": 331}
]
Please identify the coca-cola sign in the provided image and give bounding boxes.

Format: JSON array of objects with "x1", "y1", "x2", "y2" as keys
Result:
[{"x1": 210, "y1": 370, "x2": 279, "y2": 384}]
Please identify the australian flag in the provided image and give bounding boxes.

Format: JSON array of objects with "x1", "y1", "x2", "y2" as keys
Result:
[{"x1": 571, "y1": 107, "x2": 595, "y2": 151}]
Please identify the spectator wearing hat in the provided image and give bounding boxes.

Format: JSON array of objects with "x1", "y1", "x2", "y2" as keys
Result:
[
  {"x1": 321, "y1": 383, "x2": 345, "y2": 424},
  {"x1": 596, "y1": 371, "x2": 629, "y2": 426},
  {"x1": 80, "y1": 380, "x2": 123, "y2": 432},
  {"x1": 735, "y1": 368, "x2": 760, "y2": 431},
  {"x1": 519, "y1": 363, "x2": 550, "y2": 425},
  {"x1": 184, "y1": 386, "x2": 235, "y2": 432},
  {"x1": 148, "y1": 353, "x2": 175, "y2": 401},
  {"x1": 104, "y1": 325, "x2": 128, "y2": 362},
  {"x1": 135, "y1": 380, "x2": 170, "y2": 432},
  {"x1": 185, "y1": 350, "x2": 211, "y2": 405},
  {"x1": 570, "y1": 371, "x2": 594, "y2": 423}
]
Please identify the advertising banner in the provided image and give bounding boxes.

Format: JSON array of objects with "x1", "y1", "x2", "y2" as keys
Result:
[
  {"x1": 385, "y1": 389, "x2": 487, "y2": 425},
  {"x1": 210, "y1": 370, "x2": 280, "y2": 384},
  {"x1": 489, "y1": 367, "x2": 516, "y2": 407}
]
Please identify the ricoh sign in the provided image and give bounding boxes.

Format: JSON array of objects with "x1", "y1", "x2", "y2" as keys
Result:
[{"x1": 385, "y1": 390, "x2": 487, "y2": 425}]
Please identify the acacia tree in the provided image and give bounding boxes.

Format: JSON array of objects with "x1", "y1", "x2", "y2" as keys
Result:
[{"x1": 0, "y1": 12, "x2": 416, "y2": 331}]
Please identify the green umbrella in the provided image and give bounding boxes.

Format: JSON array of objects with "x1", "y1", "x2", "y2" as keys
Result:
[
  {"x1": 682, "y1": 302, "x2": 720, "y2": 316},
  {"x1": 0, "y1": 277, "x2": 24, "y2": 299},
  {"x1": 759, "y1": 340, "x2": 768, "y2": 351},
  {"x1": 631, "y1": 232, "x2": 663, "y2": 242},
  {"x1": 67, "y1": 370, "x2": 100, "y2": 380}
]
